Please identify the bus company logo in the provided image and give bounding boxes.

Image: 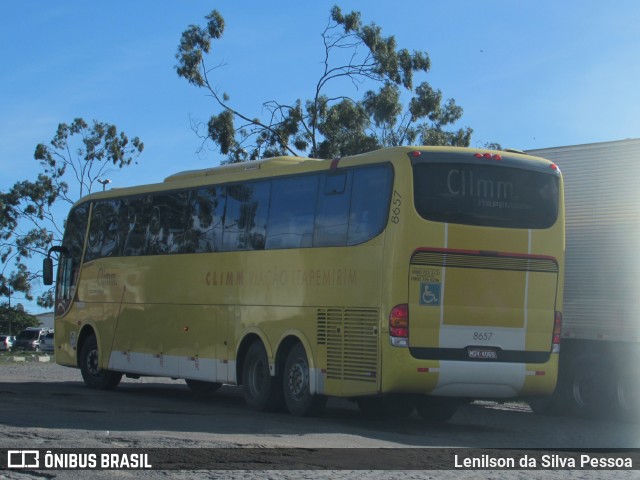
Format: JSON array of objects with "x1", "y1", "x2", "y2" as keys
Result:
[
  {"x1": 420, "y1": 282, "x2": 441, "y2": 306},
  {"x1": 7, "y1": 450, "x2": 40, "y2": 468},
  {"x1": 97, "y1": 268, "x2": 118, "y2": 287}
]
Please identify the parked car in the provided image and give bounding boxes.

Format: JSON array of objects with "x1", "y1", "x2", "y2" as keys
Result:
[
  {"x1": 12, "y1": 328, "x2": 52, "y2": 352},
  {"x1": 39, "y1": 331, "x2": 55, "y2": 354},
  {"x1": 0, "y1": 335, "x2": 15, "y2": 351}
]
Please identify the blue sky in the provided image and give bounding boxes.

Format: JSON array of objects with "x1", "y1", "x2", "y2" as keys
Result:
[{"x1": 1, "y1": 0, "x2": 639, "y2": 311}]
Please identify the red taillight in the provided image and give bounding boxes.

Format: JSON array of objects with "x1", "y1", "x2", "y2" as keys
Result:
[
  {"x1": 550, "y1": 163, "x2": 559, "y2": 171},
  {"x1": 389, "y1": 304, "x2": 409, "y2": 347},
  {"x1": 473, "y1": 152, "x2": 502, "y2": 161},
  {"x1": 552, "y1": 311, "x2": 562, "y2": 351}
]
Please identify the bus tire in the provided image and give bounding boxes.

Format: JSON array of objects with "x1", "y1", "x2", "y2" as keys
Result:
[
  {"x1": 79, "y1": 334, "x2": 122, "y2": 390},
  {"x1": 185, "y1": 379, "x2": 222, "y2": 396},
  {"x1": 415, "y1": 397, "x2": 458, "y2": 424},
  {"x1": 283, "y1": 343, "x2": 326, "y2": 416},
  {"x1": 242, "y1": 341, "x2": 283, "y2": 412}
]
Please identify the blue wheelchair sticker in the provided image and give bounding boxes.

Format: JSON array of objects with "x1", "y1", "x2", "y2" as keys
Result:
[{"x1": 420, "y1": 282, "x2": 441, "y2": 306}]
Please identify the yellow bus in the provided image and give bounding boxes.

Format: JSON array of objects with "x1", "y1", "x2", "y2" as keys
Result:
[{"x1": 44, "y1": 146, "x2": 564, "y2": 421}]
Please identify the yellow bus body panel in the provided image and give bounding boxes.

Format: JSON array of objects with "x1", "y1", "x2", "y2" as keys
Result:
[{"x1": 53, "y1": 146, "x2": 563, "y2": 401}]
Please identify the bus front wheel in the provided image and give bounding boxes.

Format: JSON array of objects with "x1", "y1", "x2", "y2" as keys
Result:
[
  {"x1": 242, "y1": 341, "x2": 283, "y2": 412},
  {"x1": 79, "y1": 334, "x2": 122, "y2": 390},
  {"x1": 283, "y1": 343, "x2": 326, "y2": 416}
]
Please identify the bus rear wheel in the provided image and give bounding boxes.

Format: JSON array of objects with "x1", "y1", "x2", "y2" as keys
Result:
[
  {"x1": 242, "y1": 341, "x2": 283, "y2": 412},
  {"x1": 79, "y1": 334, "x2": 122, "y2": 390},
  {"x1": 283, "y1": 343, "x2": 326, "y2": 416},
  {"x1": 185, "y1": 379, "x2": 222, "y2": 396}
]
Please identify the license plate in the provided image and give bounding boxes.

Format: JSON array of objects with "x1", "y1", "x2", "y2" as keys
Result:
[{"x1": 467, "y1": 347, "x2": 498, "y2": 359}]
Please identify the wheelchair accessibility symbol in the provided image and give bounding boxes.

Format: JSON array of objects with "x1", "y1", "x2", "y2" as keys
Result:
[{"x1": 420, "y1": 282, "x2": 441, "y2": 306}]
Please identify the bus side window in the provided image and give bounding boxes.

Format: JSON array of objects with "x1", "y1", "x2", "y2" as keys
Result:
[
  {"x1": 314, "y1": 172, "x2": 352, "y2": 247},
  {"x1": 347, "y1": 165, "x2": 393, "y2": 245},
  {"x1": 122, "y1": 196, "x2": 152, "y2": 256},
  {"x1": 86, "y1": 200, "x2": 122, "y2": 261},
  {"x1": 266, "y1": 175, "x2": 318, "y2": 249},
  {"x1": 222, "y1": 181, "x2": 270, "y2": 251},
  {"x1": 187, "y1": 187, "x2": 226, "y2": 254},
  {"x1": 146, "y1": 192, "x2": 190, "y2": 255},
  {"x1": 246, "y1": 181, "x2": 270, "y2": 251}
]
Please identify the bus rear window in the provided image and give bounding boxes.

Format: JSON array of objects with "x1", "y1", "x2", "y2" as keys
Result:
[{"x1": 413, "y1": 163, "x2": 559, "y2": 229}]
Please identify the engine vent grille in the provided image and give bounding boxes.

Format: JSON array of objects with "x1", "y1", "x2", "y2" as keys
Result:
[{"x1": 317, "y1": 308, "x2": 379, "y2": 383}]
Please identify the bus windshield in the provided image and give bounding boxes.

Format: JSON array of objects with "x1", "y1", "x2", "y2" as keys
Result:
[{"x1": 413, "y1": 162, "x2": 559, "y2": 229}]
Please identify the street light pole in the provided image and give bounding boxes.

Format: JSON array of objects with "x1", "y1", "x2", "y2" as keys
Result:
[
  {"x1": 7, "y1": 291, "x2": 10, "y2": 336},
  {"x1": 14, "y1": 303, "x2": 24, "y2": 337},
  {"x1": 98, "y1": 179, "x2": 112, "y2": 191}
]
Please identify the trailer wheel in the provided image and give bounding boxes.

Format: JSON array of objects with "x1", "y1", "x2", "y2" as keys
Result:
[
  {"x1": 242, "y1": 341, "x2": 283, "y2": 412},
  {"x1": 613, "y1": 369, "x2": 640, "y2": 421},
  {"x1": 79, "y1": 334, "x2": 122, "y2": 390},
  {"x1": 568, "y1": 356, "x2": 610, "y2": 418},
  {"x1": 283, "y1": 343, "x2": 326, "y2": 416}
]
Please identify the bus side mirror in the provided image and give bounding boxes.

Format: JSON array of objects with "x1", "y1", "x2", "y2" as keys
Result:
[
  {"x1": 43, "y1": 257, "x2": 54, "y2": 286},
  {"x1": 43, "y1": 245, "x2": 68, "y2": 286}
]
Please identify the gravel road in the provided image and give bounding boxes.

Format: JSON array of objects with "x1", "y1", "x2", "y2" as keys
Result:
[{"x1": 1, "y1": 356, "x2": 637, "y2": 480}]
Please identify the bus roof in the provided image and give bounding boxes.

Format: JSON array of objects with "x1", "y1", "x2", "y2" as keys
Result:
[
  {"x1": 163, "y1": 146, "x2": 553, "y2": 182},
  {"x1": 164, "y1": 156, "x2": 322, "y2": 182},
  {"x1": 72, "y1": 146, "x2": 555, "y2": 207}
]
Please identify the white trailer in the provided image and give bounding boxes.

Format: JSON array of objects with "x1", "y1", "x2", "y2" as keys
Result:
[{"x1": 527, "y1": 138, "x2": 640, "y2": 420}]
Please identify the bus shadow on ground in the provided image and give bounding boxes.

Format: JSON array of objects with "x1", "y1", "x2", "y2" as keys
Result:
[{"x1": 2, "y1": 378, "x2": 626, "y2": 449}]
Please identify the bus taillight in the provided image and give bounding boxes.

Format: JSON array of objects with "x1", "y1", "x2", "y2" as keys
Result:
[
  {"x1": 473, "y1": 152, "x2": 502, "y2": 161},
  {"x1": 389, "y1": 304, "x2": 409, "y2": 347},
  {"x1": 552, "y1": 311, "x2": 562, "y2": 353}
]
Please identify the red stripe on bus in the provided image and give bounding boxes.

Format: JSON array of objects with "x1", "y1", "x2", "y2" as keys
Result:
[{"x1": 412, "y1": 247, "x2": 558, "y2": 263}]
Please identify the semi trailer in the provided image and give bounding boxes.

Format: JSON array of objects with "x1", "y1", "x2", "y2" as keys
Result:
[{"x1": 527, "y1": 138, "x2": 640, "y2": 420}]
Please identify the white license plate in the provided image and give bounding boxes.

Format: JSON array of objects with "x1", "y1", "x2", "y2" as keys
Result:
[{"x1": 467, "y1": 347, "x2": 498, "y2": 359}]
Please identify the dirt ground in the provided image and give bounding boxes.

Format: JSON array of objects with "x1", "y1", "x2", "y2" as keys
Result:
[{"x1": 1, "y1": 355, "x2": 638, "y2": 480}]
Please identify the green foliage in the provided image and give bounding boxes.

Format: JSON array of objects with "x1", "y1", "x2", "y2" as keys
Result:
[
  {"x1": 0, "y1": 303, "x2": 38, "y2": 336},
  {"x1": 33, "y1": 118, "x2": 144, "y2": 203},
  {"x1": 0, "y1": 119, "x2": 144, "y2": 309},
  {"x1": 484, "y1": 142, "x2": 503, "y2": 150},
  {"x1": 175, "y1": 5, "x2": 474, "y2": 163}
]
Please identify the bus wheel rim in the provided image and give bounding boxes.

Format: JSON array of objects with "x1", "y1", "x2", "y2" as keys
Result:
[
  {"x1": 288, "y1": 358, "x2": 308, "y2": 400},
  {"x1": 87, "y1": 349, "x2": 100, "y2": 376}
]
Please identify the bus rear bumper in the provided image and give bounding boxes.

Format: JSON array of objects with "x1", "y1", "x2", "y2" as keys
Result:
[{"x1": 381, "y1": 353, "x2": 559, "y2": 399}]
